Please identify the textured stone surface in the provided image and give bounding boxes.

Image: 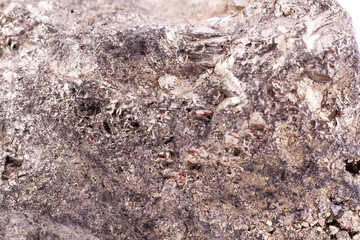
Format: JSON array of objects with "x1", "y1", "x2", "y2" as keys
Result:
[{"x1": 1, "y1": 0, "x2": 360, "y2": 239}]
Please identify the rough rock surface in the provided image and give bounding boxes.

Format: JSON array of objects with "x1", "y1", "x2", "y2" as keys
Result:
[{"x1": 0, "y1": 0, "x2": 360, "y2": 239}]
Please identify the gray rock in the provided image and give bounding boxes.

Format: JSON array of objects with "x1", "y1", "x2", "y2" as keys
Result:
[{"x1": 0, "y1": 0, "x2": 359, "y2": 239}]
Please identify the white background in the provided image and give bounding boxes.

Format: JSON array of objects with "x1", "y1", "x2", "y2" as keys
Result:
[{"x1": 337, "y1": 0, "x2": 360, "y2": 48}]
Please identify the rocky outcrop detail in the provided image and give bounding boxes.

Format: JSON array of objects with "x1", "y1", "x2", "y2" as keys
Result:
[{"x1": 1, "y1": 0, "x2": 360, "y2": 239}]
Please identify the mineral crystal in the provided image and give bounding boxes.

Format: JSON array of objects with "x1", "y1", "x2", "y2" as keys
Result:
[{"x1": 1, "y1": 0, "x2": 360, "y2": 239}]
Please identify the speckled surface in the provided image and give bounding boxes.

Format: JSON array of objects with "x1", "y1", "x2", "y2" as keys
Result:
[{"x1": 1, "y1": 0, "x2": 360, "y2": 239}]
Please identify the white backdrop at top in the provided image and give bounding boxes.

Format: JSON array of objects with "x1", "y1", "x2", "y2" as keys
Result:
[{"x1": 337, "y1": 0, "x2": 360, "y2": 48}]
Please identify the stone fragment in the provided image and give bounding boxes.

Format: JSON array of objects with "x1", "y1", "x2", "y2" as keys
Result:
[
  {"x1": 0, "y1": 0, "x2": 359, "y2": 239},
  {"x1": 301, "y1": 221, "x2": 309, "y2": 228},
  {"x1": 353, "y1": 234, "x2": 360, "y2": 240},
  {"x1": 329, "y1": 226, "x2": 339, "y2": 235},
  {"x1": 338, "y1": 210, "x2": 360, "y2": 233},
  {"x1": 330, "y1": 203, "x2": 343, "y2": 216},
  {"x1": 335, "y1": 231, "x2": 351, "y2": 240},
  {"x1": 318, "y1": 218, "x2": 326, "y2": 227}
]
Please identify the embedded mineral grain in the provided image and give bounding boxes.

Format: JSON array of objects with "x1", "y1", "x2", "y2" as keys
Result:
[{"x1": 1, "y1": 0, "x2": 360, "y2": 239}]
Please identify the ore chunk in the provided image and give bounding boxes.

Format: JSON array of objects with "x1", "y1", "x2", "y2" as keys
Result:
[{"x1": 0, "y1": 0, "x2": 360, "y2": 239}]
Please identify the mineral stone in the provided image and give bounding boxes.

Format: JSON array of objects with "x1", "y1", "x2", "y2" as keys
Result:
[{"x1": 1, "y1": 0, "x2": 360, "y2": 239}]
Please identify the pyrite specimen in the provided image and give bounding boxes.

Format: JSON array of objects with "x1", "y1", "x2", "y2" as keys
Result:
[{"x1": 1, "y1": 0, "x2": 360, "y2": 239}]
